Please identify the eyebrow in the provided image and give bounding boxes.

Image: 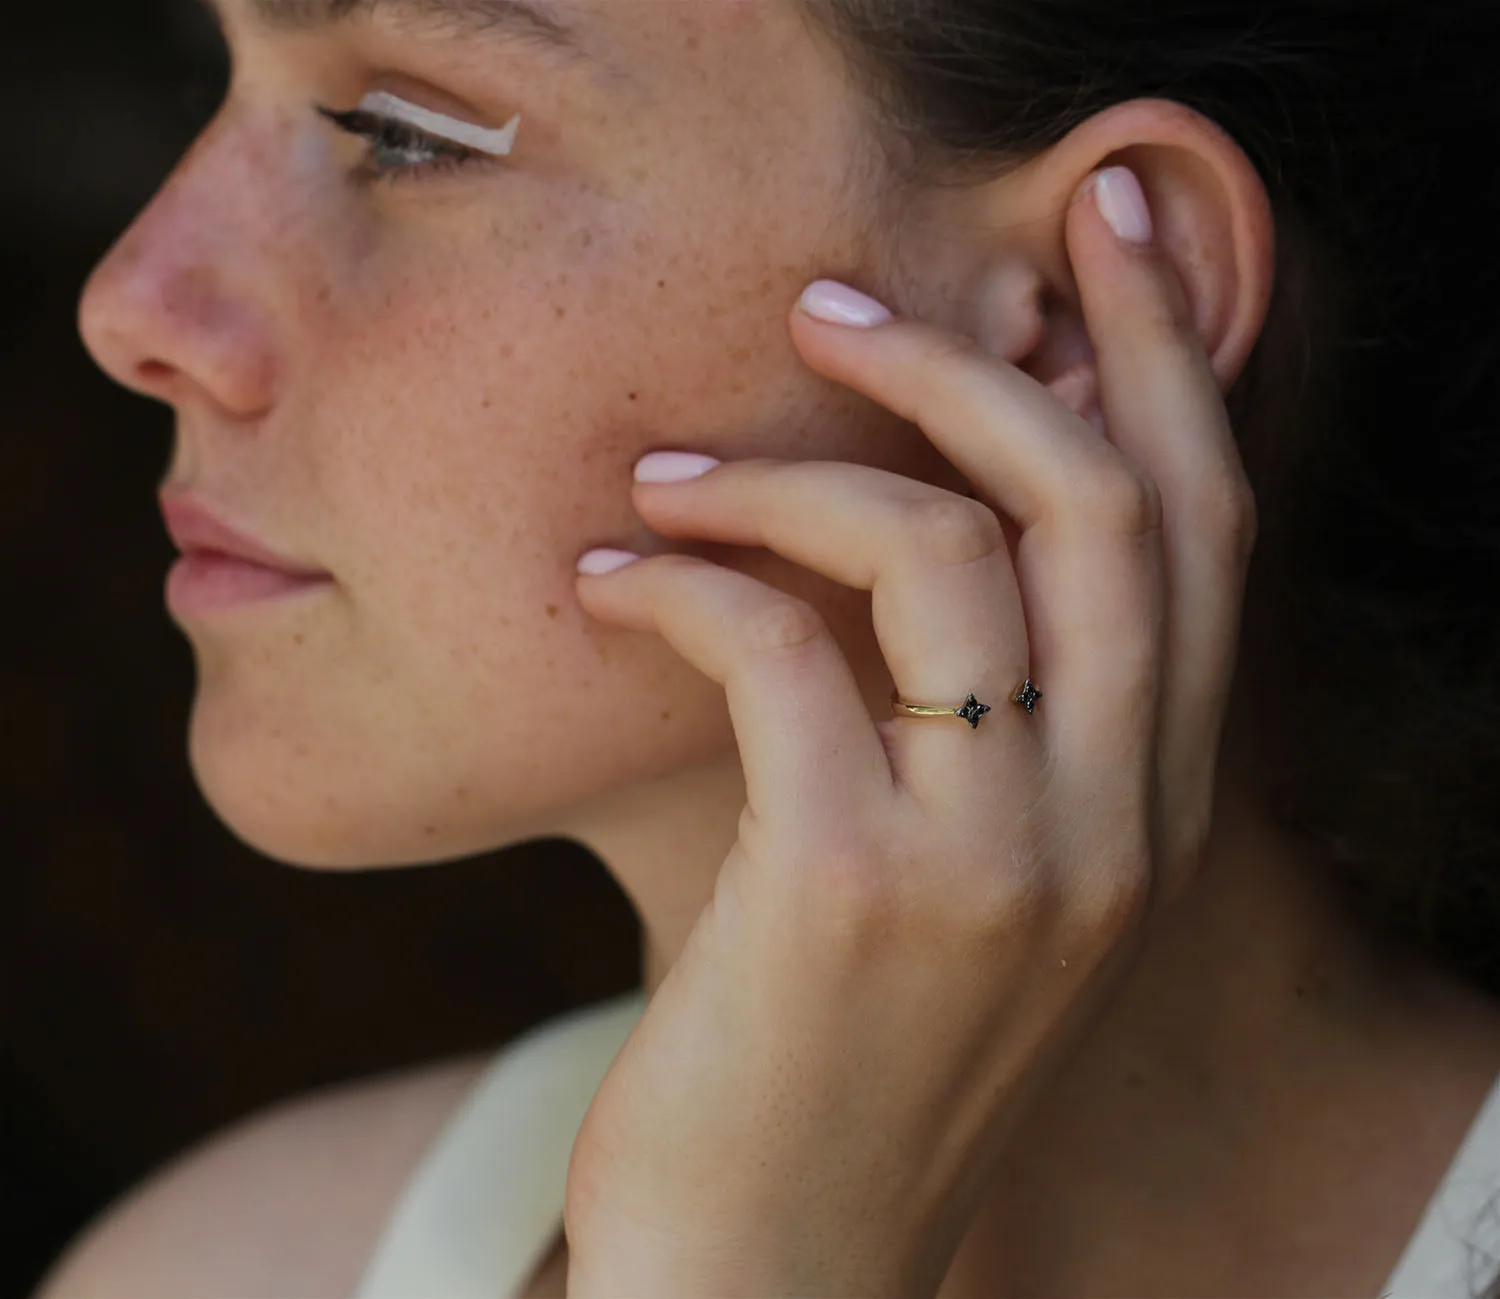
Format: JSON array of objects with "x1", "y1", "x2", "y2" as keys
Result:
[{"x1": 196, "y1": 0, "x2": 599, "y2": 70}]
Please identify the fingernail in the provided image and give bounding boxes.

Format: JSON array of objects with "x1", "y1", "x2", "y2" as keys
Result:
[
  {"x1": 635, "y1": 451, "x2": 722, "y2": 484},
  {"x1": 798, "y1": 279, "x2": 893, "y2": 328},
  {"x1": 1094, "y1": 166, "x2": 1154, "y2": 246},
  {"x1": 578, "y1": 548, "x2": 641, "y2": 575}
]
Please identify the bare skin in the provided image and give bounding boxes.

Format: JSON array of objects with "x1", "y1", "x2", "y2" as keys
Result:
[{"x1": 57, "y1": 0, "x2": 1500, "y2": 1295}]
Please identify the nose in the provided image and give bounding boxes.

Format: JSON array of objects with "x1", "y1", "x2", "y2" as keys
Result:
[{"x1": 77, "y1": 121, "x2": 282, "y2": 419}]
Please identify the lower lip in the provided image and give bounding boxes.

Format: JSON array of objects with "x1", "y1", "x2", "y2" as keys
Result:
[{"x1": 166, "y1": 553, "x2": 334, "y2": 616}]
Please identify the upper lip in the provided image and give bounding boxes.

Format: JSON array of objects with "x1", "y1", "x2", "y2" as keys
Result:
[{"x1": 159, "y1": 493, "x2": 331, "y2": 578}]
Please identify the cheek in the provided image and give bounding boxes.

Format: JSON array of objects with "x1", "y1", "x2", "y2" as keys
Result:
[
  {"x1": 187, "y1": 262, "x2": 730, "y2": 866},
  {"x1": 193, "y1": 183, "x2": 883, "y2": 867},
  {"x1": 316, "y1": 256, "x2": 640, "y2": 626},
  {"x1": 310, "y1": 212, "x2": 881, "y2": 715}
]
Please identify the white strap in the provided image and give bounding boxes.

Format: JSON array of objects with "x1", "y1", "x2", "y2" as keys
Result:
[
  {"x1": 352, "y1": 986, "x2": 1493, "y2": 1299},
  {"x1": 1379, "y1": 1069, "x2": 1500, "y2": 1298},
  {"x1": 353, "y1": 990, "x2": 647, "y2": 1299}
]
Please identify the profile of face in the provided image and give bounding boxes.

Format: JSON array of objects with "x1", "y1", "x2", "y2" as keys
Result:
[
  {"x1": 78, "y1": 0, "x2": 1221, "y2": 874},
  {"x1": 76, "y1": 0, "x2": 918, "y2": 868}
]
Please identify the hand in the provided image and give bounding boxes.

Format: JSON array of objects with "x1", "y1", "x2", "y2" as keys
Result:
[{"x1": 564, "y1": 166, "x2": 1258, "y2": 1299}]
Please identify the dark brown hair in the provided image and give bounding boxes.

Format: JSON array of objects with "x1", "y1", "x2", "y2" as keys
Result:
[{"x1": 796, "y1": 0, "x2": 1500, "y2": 1290}]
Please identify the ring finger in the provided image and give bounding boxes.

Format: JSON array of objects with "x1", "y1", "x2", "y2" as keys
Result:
[{"x1": 626, "y1": 456, "x2": 1037, "y2": 798}]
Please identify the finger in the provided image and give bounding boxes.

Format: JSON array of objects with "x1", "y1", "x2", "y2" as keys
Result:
[
  {"x1": 789, "y1": 287, "x2": 1164, "y2": 788},
  {"x1": 632, "y1": 457, "x2": 1038, "y2": 800},
  {"x1": 1066, "y1": 166, "x2": 1262, "y2": 899},
  {"x1": 575, "y1": 553, "x2": 893, "y2": 829}
]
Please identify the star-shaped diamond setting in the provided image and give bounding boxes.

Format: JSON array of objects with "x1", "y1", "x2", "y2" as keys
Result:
[
  {"x1": 1013, "y1": 679, "x2": 1043, "y2": 715},
  {"x1": 956, "y1": 693, "x2": 992, "y2": 729}
]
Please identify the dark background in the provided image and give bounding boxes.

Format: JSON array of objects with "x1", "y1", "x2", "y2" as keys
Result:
[{"x1": 3, "y1": 5, "x2": 642, "y2": 1296}]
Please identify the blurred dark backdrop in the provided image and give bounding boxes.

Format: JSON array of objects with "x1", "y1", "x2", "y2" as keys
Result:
[{"x1": 2, "y1": 5, "x2": 642, "y2": 1296}]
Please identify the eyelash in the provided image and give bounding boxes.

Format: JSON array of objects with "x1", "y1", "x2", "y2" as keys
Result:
[{"x1": 315, "y1": 105, "x2": 500, "y2": 187}]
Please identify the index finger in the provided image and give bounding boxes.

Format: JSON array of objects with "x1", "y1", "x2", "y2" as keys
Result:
[
  {"x1": 1067, "y1": 163, "x2": 1269, "y2": 907},
  {"x1": 1067, "y1": 164, "x2": 1269, "y2": 548}
]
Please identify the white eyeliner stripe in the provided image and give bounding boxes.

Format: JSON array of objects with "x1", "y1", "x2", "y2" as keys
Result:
[{"x1": 358, "y1": 90, "x2": 522, "y2": 155}]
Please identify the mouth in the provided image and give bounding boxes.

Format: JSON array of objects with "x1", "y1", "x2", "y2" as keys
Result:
[{"x1": 160, "y1": 493, "x2": 335, "y2": 617}]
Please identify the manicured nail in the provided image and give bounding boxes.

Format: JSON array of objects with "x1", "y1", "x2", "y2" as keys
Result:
[
  {"x1": 798, "y1": 280, "x2": 893, "y2": 328},
  {"x1": 1095, "y1": 166, "x2": 1154, "y2": 246},
  {"x1": 635, "y1": 451, "x2": 722, "y2": 484},
  {"x1": 578, "y1": 548, "x2": 641, "y2": 575}
]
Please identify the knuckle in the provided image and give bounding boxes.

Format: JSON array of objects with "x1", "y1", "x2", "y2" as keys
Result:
[
  {"x1": 1086, "y1": 469, "x2": 1163, "y2": 539},
  {"x1": 778, "y1": 832, "x2": 912, "y2": 957},
  {"x1": 1165, "y1": 796, "x2": 1215, "y2": 877},
  {"x1": 905, "y1": 332, "x2": 986, "y2": 415},
  {"x1": 819, "y1": 840, "x2": 900, "y2": 925},
  {"x1": 1137, "y1": 293, "x2": 1192, "y2": 347},
  {"x1": 988, "y1": 860, "x2": 1062, "y2": 935},
  {"x1": 1186, "y1": 475, "x2": 1259, "y2": 565},
  {"x1": 919, "y1": 329, "x2": 984, "y2": 372},
  {"x1": 744, "y1": 596, "x2": 826, "y2": 656},
  {"x1": 1172, "y1": 821, "x2": 1213, "y2": 881},
  {"x1": 903, "y1": 494, "x2": 1005, "y2": 567},
  {"x1": 648, "y1": 552, "x2": 710, "y2": 579},
  {"x1": 1226, "y1": 481, "x2": 1261, "y2": 562},
  {"x1": 1074, "y1": 857, "x2": 1152, "y2": 939}
]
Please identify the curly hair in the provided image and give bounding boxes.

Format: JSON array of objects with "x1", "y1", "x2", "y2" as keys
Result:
[{"x1": 796, "y1": 0, "x2": 1500, "y2": 1288}]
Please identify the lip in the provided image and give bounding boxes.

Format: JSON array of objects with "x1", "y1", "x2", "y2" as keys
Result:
[
  {"x1": 160, "y1": 494, "x2": 328, "y2": 575},
  {"x1": 160, "y1": 493, "x2": 334, "y2": 617}
]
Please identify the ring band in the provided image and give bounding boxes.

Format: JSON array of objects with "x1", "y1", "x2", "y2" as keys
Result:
[{"x1": 890, "y1": 680, "x2": 1042, "y2": 730}]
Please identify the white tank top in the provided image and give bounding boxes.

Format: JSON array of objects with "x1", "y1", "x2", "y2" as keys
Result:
[{"x1": 351, "y1": 989, "x2": 1500, "y2": 1299}]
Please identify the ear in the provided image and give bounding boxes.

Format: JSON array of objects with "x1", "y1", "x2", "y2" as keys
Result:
[{"x1": 887, "y1": 96, "x2": 1278, "y2": 429}]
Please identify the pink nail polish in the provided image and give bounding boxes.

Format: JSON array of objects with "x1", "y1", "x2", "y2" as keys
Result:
[
  {"x1": 1095, "y1": 167, "x2": 1154, "y2": 246},
  {"x1": 578, "y1": 549, "x2": 640, "y2": 576},
  {"x1": 798, "y1": 280, "x2": 893, "y2": 328},
  {"x1": 635, "y1": 451, "x2": 721, "y2": 484}
]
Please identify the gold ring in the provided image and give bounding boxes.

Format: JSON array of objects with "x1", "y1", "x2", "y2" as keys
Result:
[{"x1": 889, "y1": 680, "x2": 1042, "y2": 730}]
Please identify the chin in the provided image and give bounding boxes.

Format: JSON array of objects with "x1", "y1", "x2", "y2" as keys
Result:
[
  {"x1": 194, "y1": 773, "x2": 456, "y2": 870},
  {"x1": 186, "y1": 723, "x2": 471, "y2": 876},
  {"x1": 185, "y1": 706, "x2": 558, "y2": 873},
  {"x1": 194, "y1": 769, "x2": 565, "y2": 871}
]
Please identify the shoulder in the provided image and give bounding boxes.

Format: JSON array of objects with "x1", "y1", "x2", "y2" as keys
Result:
[{"x1": 31, "y1": 1049, "x2": 497, "y2": 1299}]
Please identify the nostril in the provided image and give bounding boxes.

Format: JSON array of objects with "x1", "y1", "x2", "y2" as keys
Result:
[{"x1": 138, "y1": 360, "x2": 175, "y2": 384}]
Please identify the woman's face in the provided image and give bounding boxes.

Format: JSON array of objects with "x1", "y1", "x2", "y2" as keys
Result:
[{"x1": 79, "y1": 0, "x2": 956, "y2": 868}]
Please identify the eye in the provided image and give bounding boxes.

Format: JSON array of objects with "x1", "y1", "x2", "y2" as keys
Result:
[{"x1": 316, "y1": 105, "x2": 500, "y2": 186}]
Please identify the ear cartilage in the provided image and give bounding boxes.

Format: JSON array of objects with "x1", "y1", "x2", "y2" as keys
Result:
[{"x1": 358, "y1": 90, "x2": 522, "y2": 156}]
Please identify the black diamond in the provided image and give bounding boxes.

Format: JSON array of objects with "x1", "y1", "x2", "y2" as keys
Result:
[
  {"x1": 1014, "y1": 680, "x2": 1042, "y2": 715},
  {"x1": 957, "y1": 694, "x2": 992, "y2": 729}
]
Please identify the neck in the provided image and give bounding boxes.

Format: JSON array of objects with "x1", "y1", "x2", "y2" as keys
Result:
[{"x1": 937, "y1": 773, "x2": 1500, "y2": 1296}]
